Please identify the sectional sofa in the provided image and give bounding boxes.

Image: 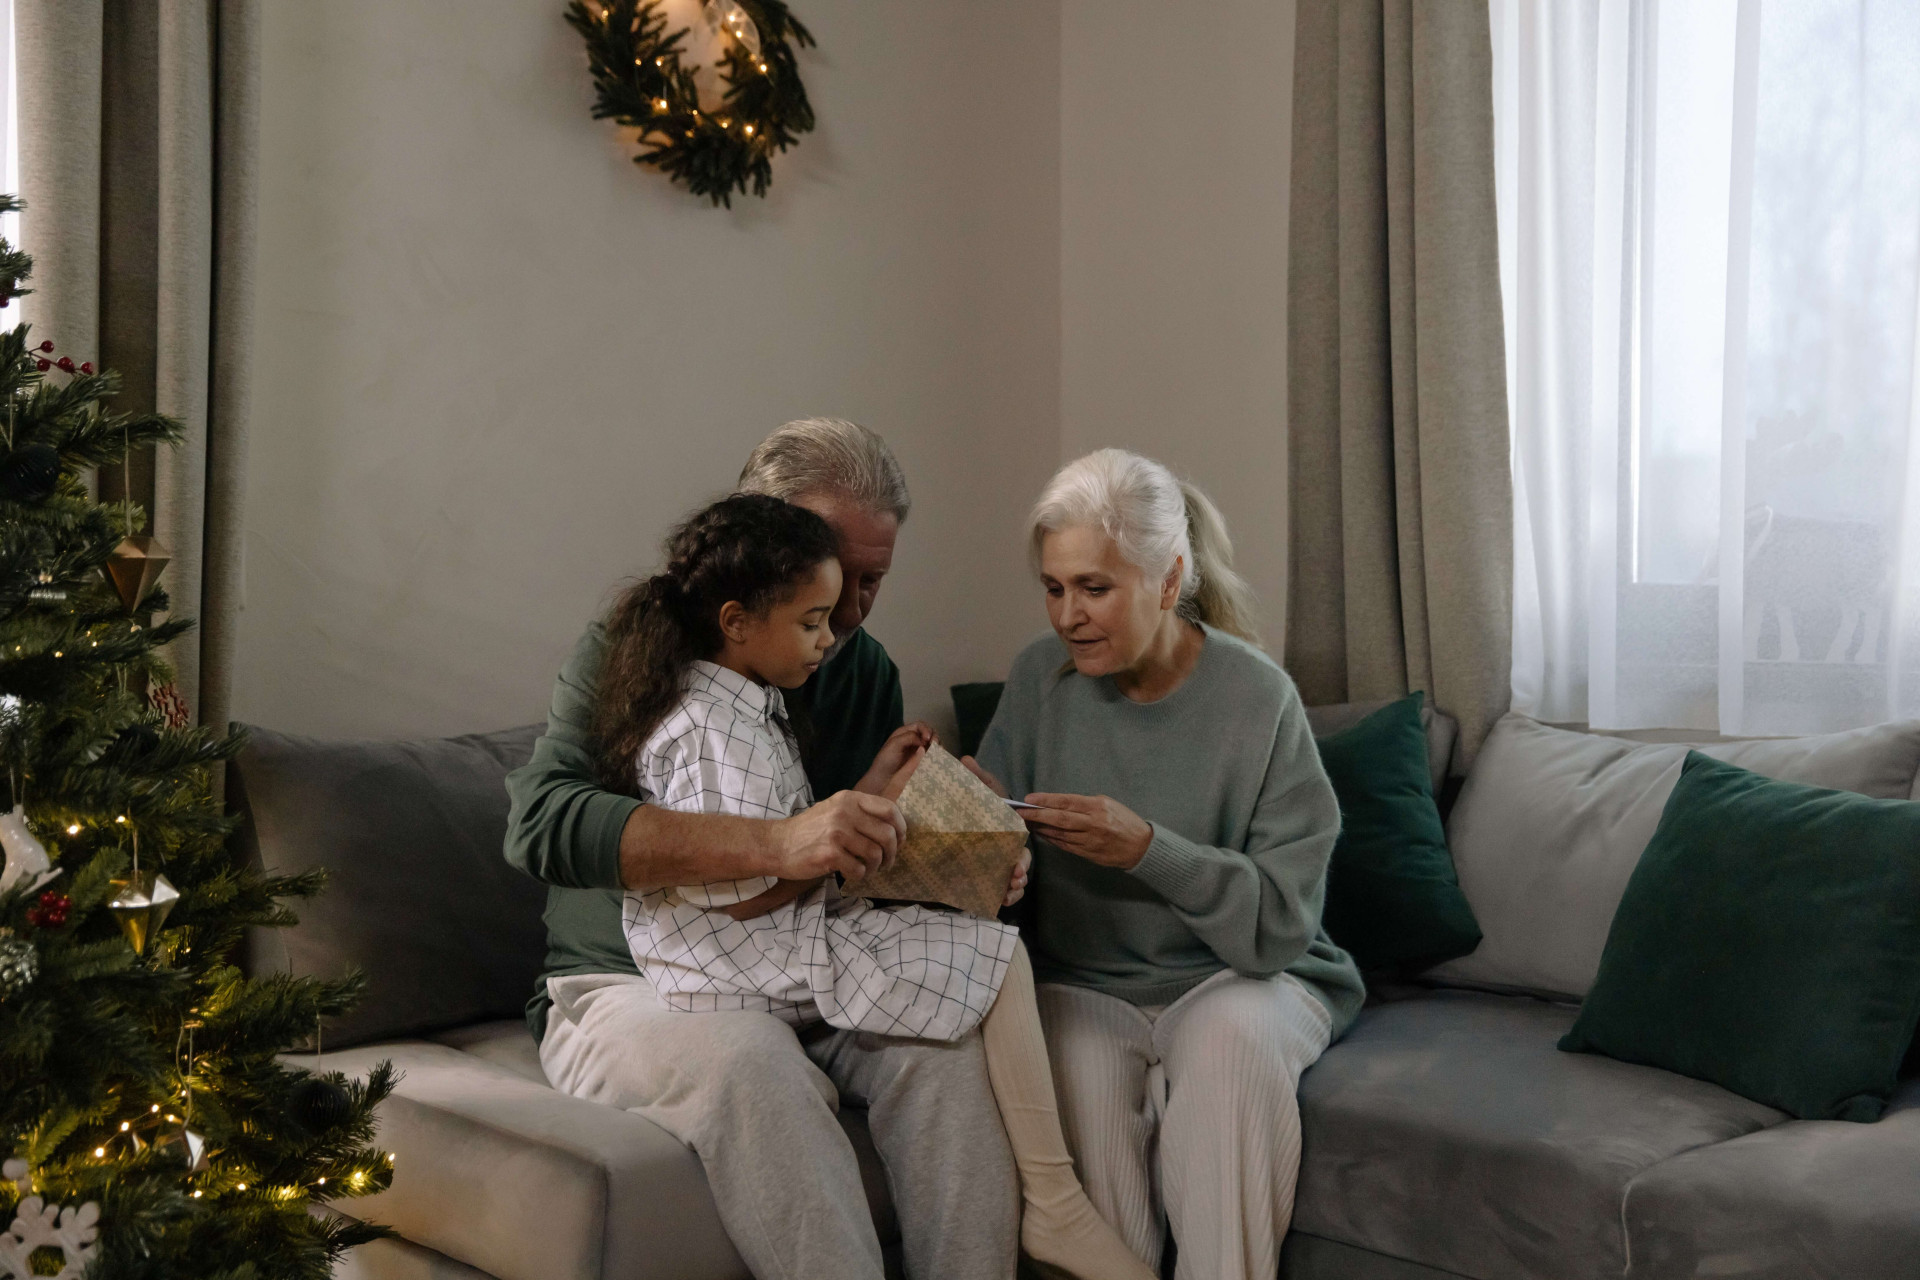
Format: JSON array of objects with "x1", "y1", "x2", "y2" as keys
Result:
[{"x1": 231, "y1": 703, "x2": 1920, "y2": 1280}]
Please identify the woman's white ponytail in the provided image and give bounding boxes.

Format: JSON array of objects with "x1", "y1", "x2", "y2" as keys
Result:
[{"x1": 1175, "y1": 479, "x2": 1259, "y2": 644}]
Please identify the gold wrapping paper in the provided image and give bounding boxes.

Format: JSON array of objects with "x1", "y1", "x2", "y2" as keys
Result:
[{"x1": 855, "y1": 743, "x2": 1027, "y2": 918}]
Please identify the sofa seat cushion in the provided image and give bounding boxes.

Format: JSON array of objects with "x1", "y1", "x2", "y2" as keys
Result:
[
  {"x1": 427, "y1": 1019, "x2": 550, "y2": 1085},
  {"x1": 295, "y1": 1032, "x2": 897, "y2": 1280},
  {"x1": 1293, "y1": 991, "x2": 1786, "y2": 1280},
  {"x1": 326, "y1": 1219, "x2": 495, "y2": 1280},
  {"x1": 1621, "y1": 1078, "x2": 1920, "y2": 1279}
]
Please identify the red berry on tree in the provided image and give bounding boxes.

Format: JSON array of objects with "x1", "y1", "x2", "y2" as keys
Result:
[
  {"x1": 27, "y1": 890, "x2": 71, "y2": 928},
  {"x1": 55, "y1": 357, "x2": 73, "y2": 372},
  {"x1": 35, "y1": 359, "x2": 49, "y2": 371},
  {"x1": 37, "y1": 340, "x2": 53, "y2": 352},
  {"x1": 79, "y1": 362, "x2": 93, "y2": 374}
]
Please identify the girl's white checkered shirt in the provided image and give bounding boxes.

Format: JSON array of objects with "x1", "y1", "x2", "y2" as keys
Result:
[{"x1": 622, "y1": 661, "x2": 1016, "y2": 1040}]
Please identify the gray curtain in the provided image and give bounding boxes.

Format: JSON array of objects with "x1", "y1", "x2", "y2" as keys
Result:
[
  {"x1": 16, "y1": 0, "x2": 259, "y2": 736},
  {"x1": 1286, "y1": 0, "x2": 1513, "y2": 767}
]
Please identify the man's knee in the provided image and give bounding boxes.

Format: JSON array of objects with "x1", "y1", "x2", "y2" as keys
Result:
[
  {"x1": 857, "y1": 1034, "x2": 1002, "y2": 1144},
  {"x1": 854, "y1": 1027, "x2": 994, "y2": 1106},
  {"x1": 689, "y1": 1015, "x2": 840, "y2": 1111}
]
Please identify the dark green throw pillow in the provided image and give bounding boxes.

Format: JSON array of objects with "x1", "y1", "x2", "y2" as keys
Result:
[
  {"x1": 951, "y1": 681, "x2": 1005, "y2": 761},
  {"x1": 1561, "y1": 751, "x2": 1920, "y2": 1122},
  {"x1": 1315, "y1": 693, "x2": 1482, "y2": 973}
]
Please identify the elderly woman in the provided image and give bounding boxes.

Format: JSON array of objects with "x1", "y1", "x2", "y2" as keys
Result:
[{"x1": 969, "y1": 449, "x2": 1364, "y2": 1280}]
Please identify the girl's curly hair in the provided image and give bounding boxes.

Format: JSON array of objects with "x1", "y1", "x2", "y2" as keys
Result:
[{"x1": 592, "y1": 493, "x2": 840, "y2": 792}]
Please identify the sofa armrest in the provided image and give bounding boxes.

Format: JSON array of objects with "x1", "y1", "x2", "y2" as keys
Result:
[{"x1": 290, "y1": 1042, "x2": 746, "y2": 1280}]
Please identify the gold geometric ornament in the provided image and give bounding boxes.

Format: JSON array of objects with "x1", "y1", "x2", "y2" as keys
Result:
[
  {"x1": 104, "y1": 534, "x2": 170, "y2": 613},
  {"x1": 106, "y1": 868, "x2": 179, "y2": 954}
]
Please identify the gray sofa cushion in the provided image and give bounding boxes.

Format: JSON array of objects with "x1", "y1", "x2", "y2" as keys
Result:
[
  {"x1": 295, "y1": 1028, "x2": 896, "y2": 1280},
  {"x1": 1304, "y1": 699, "x2": 1459, "y2": 794},
  {"x1": 1281, "y1": 1232, "x2": 1467, "y2": 1280},
  {"x1": 1621, "y1": 1078, "x2": 1920, "y2": 1280},
  {"x1": 1292, "y1": 990, "x2": 1785, "y2": 1280},
  {"x1": 232, "y1": 724, "x2": 549, "y2": 1048},
  {"x1": 1431, "y1": 714, "x2": 1920, "y2": 999}
]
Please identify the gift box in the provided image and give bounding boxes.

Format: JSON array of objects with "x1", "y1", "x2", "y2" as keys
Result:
[{"x1": 857, "y1": 743, "x2": 1027, "y2": 918}]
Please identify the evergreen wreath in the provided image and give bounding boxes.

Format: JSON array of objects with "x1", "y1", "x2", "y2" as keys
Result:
[{"x1": 566, "y1": 0, "x2": 817, "y2": 207}]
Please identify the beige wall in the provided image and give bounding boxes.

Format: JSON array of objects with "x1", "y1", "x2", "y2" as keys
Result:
[
  {"x1": 234, "y1": 0, "x2": 1063, "y2": 738},
  {"x1": 1060, "y1": 0, "x2": 1297, "y2": 648},
  {"x1": 235, "y1": 1, "x2": 1300, "y2": 741}
]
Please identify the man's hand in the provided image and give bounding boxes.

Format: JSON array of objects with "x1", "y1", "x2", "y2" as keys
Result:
[
  {"x1": 1020, "y1": 793, "x2": 1153, "y2": 871},
  {"x1": 856, "y1": 722, "x2": 938, "y2": 794},
  {"x1": 770, "y1": 790, "x2": 906, "y2": 884}
]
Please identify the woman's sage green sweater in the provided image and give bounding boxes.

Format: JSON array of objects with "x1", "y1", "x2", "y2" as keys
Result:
[{"x1": 977, "y1": 626, "x2": 1365, "y2": 1036}]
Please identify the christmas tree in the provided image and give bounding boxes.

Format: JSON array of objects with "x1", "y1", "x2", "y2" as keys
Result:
[{"x1": 0, "y1": 194, "x2": 394, "y2": 1279}]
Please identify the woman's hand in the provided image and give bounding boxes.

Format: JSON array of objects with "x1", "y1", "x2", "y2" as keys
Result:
[
  {"x1": 1002, "y1": 846, "x2": 1032, "y2": 908},
  {"x1": 1020, "y1": 793, "x2": 1153, "y2": 871},
  {"x1": 855, "y1": 722, "x2": 938, "y2": 794}
]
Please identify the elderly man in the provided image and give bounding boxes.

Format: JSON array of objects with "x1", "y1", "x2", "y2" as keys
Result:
[{"x1": 504, "y1": 419, "x2": 1017, "y2": 1280}]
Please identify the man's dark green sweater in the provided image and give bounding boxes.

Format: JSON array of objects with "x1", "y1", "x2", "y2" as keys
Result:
[{"x1": 503, "y1": 620, "x2": 904, "y2": 1042}]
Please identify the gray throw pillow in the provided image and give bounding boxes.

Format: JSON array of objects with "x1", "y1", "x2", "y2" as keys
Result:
[
  {"x1": 231, "y1": 723, "x2": 549, "y2": 1048},
  {"x1": 1429, "y1": 714, "x2": 1920, "y2": 1000}
]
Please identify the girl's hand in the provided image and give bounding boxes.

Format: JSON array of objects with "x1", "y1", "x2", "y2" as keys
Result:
[
  {"x1": 1020, "y1": 793, "x2": 1153, "y2": 871},
  {"x1": 856, "y1": 723, "x2": 937, "y2": 794},
  {"x1": 1002, "y1": 846, "x2": 1032, "y2": 908},
  {"x1": 723, "y1": 875, "x2": 826, "y2": 921}
]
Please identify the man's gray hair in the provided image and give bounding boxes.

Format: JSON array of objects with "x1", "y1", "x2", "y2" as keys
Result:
[{"x1": 737, "y1": 417, "x2": 912, "y2": 522}]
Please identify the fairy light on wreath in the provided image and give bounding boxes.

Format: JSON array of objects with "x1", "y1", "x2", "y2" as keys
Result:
[{"x1": 565, "y1": 0, "x2": 817, "y2": 206}]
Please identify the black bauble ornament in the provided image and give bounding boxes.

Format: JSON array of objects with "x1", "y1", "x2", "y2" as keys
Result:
[
  {"x1": 289, "y1": 1075, "x2": 353, "y2": 1134},
  {"x1": 0, "y1": 443, "x2": 60, "y2": 503},
  {"x1": 108, "y1": 722, "x2": 161, "y2": 763}
]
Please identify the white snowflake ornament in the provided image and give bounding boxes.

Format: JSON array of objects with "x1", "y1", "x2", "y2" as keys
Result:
[{"x1": 0, "y1": 1160, "x2": 99, "y2": 1280}]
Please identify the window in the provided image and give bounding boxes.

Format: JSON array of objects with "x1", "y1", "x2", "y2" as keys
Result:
[
  {"x1": 1496, "y1": 0, "x2": 1920, "y2": 733},
  {"x1": 0, "y1": 0, "x2": 17, "y2": 328}
]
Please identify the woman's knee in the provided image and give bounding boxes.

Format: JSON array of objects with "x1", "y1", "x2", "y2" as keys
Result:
[
  {"x1": 1036, "y1": 984, "x2": 1151, "y2": 1075},
  {"x1": 1162, "y1": 979, "x2": 1324, "y2": 1094}
]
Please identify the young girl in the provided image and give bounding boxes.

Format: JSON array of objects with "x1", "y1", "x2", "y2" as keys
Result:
[{"x1": 594, "y1": 493, "x2": 1155, "y2": 1280}]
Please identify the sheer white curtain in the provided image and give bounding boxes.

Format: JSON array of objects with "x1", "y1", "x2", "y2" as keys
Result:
[
  {"x1": 0, "y1": 0, "x2": 16, "y2": 313},
  {"x1": 1495, "y1": 0, "x2": 1920, "y2": 734}
]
